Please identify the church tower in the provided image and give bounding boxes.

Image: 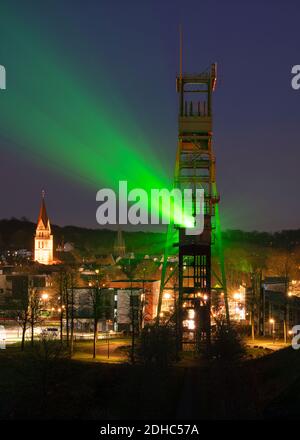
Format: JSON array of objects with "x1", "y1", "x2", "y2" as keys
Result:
[{"x1": 34, "y1": 191, "x2": 53, "y2": 265}]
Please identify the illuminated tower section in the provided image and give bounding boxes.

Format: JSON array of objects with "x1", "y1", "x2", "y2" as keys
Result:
[
  {"x1": 176, "y1": 64, "x2": 217, "y2": 351},
  {"x1": 34, "y1": 191, "x2": 53, "y2": 265}
]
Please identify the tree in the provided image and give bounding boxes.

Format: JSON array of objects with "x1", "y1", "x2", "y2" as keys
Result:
[
  {"x1": 211, "y1": 318, "x2": 246, "y2": 362},
  {"x1": 119, "y1": 257, "x2": 141, "y2": 364},
  {"x1": 26, "y1": 333, "x2": 69, "y2": 412},
  {"x1": 133, "y1": 259, "x2": 159, "y2": 332},
  {"x1": 15, "y1": 278, "x2": 30, "y2": 351},
  {"x1": 90, "y1": 270, "x2": 102, "y2": 359},
  {"x1": 266, "y1": 249, "x2": 297, "y2": 343},
  {"x1": 69, "y1": 271, "x2": 76, "y2": 357},
  {"x1": 247, "y1": 248, "x2": 267, "y2": 339},
  {"x1": 223, "y1": 244, "x2": 268, "y2": 339},
  {"x1": 53, "y1": 266, "x2": 78, "y2": 352},
  {"x1": 28, "y1": 287, "x2": 44, "y2": 346},
  {"x1": 51, "y1": 269, "x2": 66, "y2": 344},
  {"x1": 122, "y1": 258, "x2": 139, "y2": 364},
  {"x1": 14, "y1": 279, "x2": 43, "y2": 350},
  {"x1": 137, "y1": 324, "x2": 177, "y2": 368}
]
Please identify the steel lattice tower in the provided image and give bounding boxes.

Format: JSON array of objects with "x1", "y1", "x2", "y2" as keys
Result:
[
  {"x1": 176, "y1": 64, "x2": 218, "y2": 352},
  {"x1": 156, "y1": 62, "x2": 229, "y2": 353}
]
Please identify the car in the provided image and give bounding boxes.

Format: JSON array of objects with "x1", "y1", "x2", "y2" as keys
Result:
[{"x1": 41, "y1": 327, "x2": 59, "y2": 338}]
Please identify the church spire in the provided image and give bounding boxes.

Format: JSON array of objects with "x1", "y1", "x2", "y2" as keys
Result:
[{"x1": 37, "y1": 190, "x2": 49, "y2": 229}]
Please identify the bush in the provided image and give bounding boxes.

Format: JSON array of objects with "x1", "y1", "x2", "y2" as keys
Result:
[
  {"x1": 136, "y1": 325, "x2": 177, "y2": 368},
  {"x1": 211, "y1": 319, "x2": 246, "y2": 362},
  {"x1": 24, "y1": 334, "x2": 70, "y2": 410}
]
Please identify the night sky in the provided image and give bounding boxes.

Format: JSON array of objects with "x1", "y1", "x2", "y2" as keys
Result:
[{"x1": 0, "y1": 0, "x2": 299, "y2": 232}]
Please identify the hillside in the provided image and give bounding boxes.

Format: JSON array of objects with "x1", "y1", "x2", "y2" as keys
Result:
[
  {"x1": 0, "y1": 218, "x2": 166, "y2": 256},
  {"x1": 0, "y1": 218, "x2": 300, "y2": 256}
]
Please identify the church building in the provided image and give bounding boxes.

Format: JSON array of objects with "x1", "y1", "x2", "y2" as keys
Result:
[{"x1": 34, "y1": 191, "x2": 53, "y2": 265}]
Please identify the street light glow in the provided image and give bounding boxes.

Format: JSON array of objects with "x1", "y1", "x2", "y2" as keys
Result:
[{"x1": 187, "y1": 319, "x2": 195, "y2": 330}]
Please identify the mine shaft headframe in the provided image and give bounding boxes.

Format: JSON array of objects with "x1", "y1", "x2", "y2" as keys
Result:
[
  {"x1": 176, "y1": 63, "x2": 217, "y2": 117},
  {"x1": 176, "y1": 63, "x2": 217, "y2": 353},
  {"x1": 211, "y1": 63, "x2": 217, "y2": 91},
  {"x1": 176, "y1": 63, "x2": 217, "y2": 91}
]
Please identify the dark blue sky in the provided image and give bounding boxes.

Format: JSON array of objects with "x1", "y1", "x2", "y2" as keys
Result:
[{"x1": 1, "y1": 0, "x2": 300, "y2": 231}]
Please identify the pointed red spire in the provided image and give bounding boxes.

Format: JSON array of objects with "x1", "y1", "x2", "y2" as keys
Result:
[{"x1": 37, "y1": 190, "x2": 49, "y2": 228}]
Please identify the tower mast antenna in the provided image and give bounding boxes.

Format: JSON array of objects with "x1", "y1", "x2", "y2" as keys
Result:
[{"x1": 179, "y1": 24, "x2": 183, "y2": 82}]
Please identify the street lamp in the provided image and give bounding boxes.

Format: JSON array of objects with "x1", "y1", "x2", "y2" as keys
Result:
[
  {"x1": 41, "y1": 293, "x2": 49, "y2": 315},
  {"x1": 106, "y1": 320, "x2": 113, "y2": 359},
  {"x1": 233, "y1": 292, "x2": 241, "y2": 320},
  {"x1": 285, "y1": 291, "x2": 293, "y2": 343},
  {"x1": 269, "y1": 318, "x2": 275, "y2": 342}
]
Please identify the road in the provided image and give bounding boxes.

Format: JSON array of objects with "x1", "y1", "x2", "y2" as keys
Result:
[{"x1": 0, "y1": 325, "x2": 122, "y2": 346}]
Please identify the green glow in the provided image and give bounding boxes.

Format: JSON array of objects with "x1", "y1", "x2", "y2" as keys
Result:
[
  {"x1": 212, "y1": 182, "x2": 230, "y2": 324},
  {"x1": 0, "y1": 7, "x2": 194, "y2": 228}
]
